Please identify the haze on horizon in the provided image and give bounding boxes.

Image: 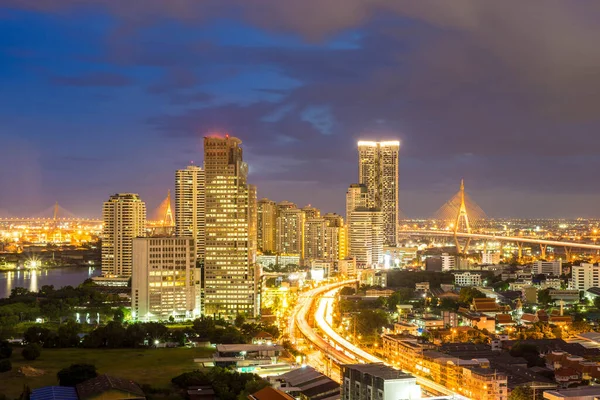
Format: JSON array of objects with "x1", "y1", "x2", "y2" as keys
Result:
[{"x1": 1, "y1": 1, "x2": 600, "y2": 219}]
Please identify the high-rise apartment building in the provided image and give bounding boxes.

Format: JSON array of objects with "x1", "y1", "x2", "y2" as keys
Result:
[
  {"x1": 131, "y1": 237, "x2": 199, "y2": 321},
  {"x1": 346, "y1": 184, "x2": 369, "y2": 220},
  {"x1": 276, "y1": 205, "x2": 305, "y2": 259},
  {"x1": 203, "y1": 136, "x2": 258, "y2": 317},
  {"x1": 175, "y1": 165, "x2": 206, "y2": 263},
  {"x1": 323, "y1": 213, "x2": 348, "y2": 261},
  {"x1": 304, "y1": 217, "x2": 327, "y2": 261},
  {"x1": 357, "y1": 141, "x2": 400, "y2": 246},
  {"x1": 257, "y1": 198, "x2": 277, "y2": 253},
  {"x1": 102, "y1": 193, "x2": 146, "y2": 277},
  {"x1": 571, "y1": 263, "x2": 600, "y2": 291},
  {"x1": 348, "y1": 207, "x2": 384, "y2": 267},
  {"x1": 302, "y1": 205, "x2": 321, "y2": 219}
]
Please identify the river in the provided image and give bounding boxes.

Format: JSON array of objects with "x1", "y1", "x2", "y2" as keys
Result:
[{"x1": 0, "y1": 267, "x2": 102, "y2": 298}]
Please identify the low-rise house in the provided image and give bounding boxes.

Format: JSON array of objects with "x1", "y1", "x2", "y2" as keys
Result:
[
  {"x1": 414, "y1": 316, "x2": 445, "y2": 331},
  {"x1": 195, "y1": 344, "x2": 285, "y2": 372},
  {"x1": 496, "y1": 314, "x2": 516, "y2": 327},
  {"x1": 460, "y1": 312, "x2": 496, "y2": 332},
  {"x1": 31, "y1": 387, "x2": 78, "y2": 400},
  {"x1": 247, "y1": 387, "x2": 295, "y2": 400},
  {"x1": 472, "y1": 298, "x2": 502, "y2": 316},
  {"x1": 544, "y1": 386, "x2": 600, "y2": 399},
  {"x1": 76, "y1": 375, "x2": 146, "y2": 400},
  {"x1": 187, "y1": 386, "x2": 217, "y2": 400},
  {"x1": 253, "y1": 332, "x2": 274, "y2": 345},
  {"x1": 271, "y1": 366, "x2": 340, "y2": 400},
  {"x1": 554, "y1": 368, "x2": 581, "y2": 388}
]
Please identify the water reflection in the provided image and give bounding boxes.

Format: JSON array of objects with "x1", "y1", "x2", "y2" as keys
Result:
[
  {"x1": 29, "y1": 270, "x2": 38, "y2": 293},
  {"x1": 0, "y1": 267, "x2": 101, "y2": 298}
]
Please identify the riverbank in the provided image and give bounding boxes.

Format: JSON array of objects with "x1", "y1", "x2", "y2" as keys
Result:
[
  {"x1": 0, "y1": 264, "x2": 93, "y2": 272},
  {"x1": 0, "y1": 267, "x2": 102, "y2": 298}
]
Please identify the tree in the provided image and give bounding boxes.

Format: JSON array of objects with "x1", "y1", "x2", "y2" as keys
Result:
[
  {"x1": 388, "y1": 288, "x2": 415, "y2": 311},
  {"x1": 357, "y1": 310, "x2": 389, "y2": 337},
  {"x1": 57, "y1": 320, "x2": 81, "y2": 348},
  {"x1": 0, "y1": 341, "x2": 12, "y2": 359},
  {"x1": 22, "y1": 344, "x2": 41, "y2": 361},
  {"x1": 0, "y1": 359, "x2": 11, "y2": 373},
  {"x1": 234, "y1": 314, "x2": 246, "y2": 327},
  {"x1": 510, "y1": 343, "x2": 544, "y2": 367},
  {"x1": 537, "y1": 289, "x2": 552, "y2": 305},
  {"x1": 340, "y1": 287, "x2": 356, "y2": 296},
  {"x1": 438, "y1": 298, "x2": 459, "y2": 311},
  {"x1": 509, "y1": 386, "x2": 533, "y2": 400},
  {"x1": 23, "y1": 326, "x2": 51, "y2": 346},
  {"x1": 571, "y1": 320, "x2": 593, "y2": 334},
  {"x1": 57, "y1": 364, "x2": 98, "y2": 386},
  {"x1": 458, "y1": 287, "x2": 486, "y2": 304},
  {"x1": 124, "y1": 324, "x2": 147, "y2": 348},
  {"x1": 113, "y1": 308, "x2": 125, "y2": 323},
  {"x1": 593, "y1": 296, "x2": 600, "y2": 309}
]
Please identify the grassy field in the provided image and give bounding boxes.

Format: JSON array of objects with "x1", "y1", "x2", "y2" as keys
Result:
[{"x1": 0, "y1": 347, "x2": 214, "y2": 399}]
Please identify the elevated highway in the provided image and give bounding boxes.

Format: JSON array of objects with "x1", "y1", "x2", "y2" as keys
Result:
[
  {"x1": 292, "y1": 281, "x2": 466, "y2": 398},
  {"x1": 400, "y1": 229, "x2": 600, "y2": 257}
]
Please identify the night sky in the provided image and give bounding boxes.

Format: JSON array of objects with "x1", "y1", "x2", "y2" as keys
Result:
[{"x1": 1, "y1": 1, "x2": 599, "y2": 219}]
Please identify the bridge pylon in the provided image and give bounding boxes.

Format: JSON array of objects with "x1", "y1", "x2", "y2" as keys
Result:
[
  {"x1": 431, "y1": 179, "x2": 487, "y2": 256},
  {"x1": 163, "y1": 190, "x2": 174, "y2": 227},
  {"x1": 453, "y1": 179, "x2": 472, "y2": 254}
]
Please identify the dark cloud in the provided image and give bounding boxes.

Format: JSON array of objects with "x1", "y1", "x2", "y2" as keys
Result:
[
  {"x1": 146, "y1": 67, "x2": 198, "y2": 94},
  {"x1": 2, "y1": 0, "x2": 600, "y2": 217},
  {"x1": 50, "y1": 72, "x2": 133, "y2": 87}
]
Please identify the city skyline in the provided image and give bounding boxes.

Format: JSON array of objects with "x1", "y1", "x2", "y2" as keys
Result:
[{"x1": 2, "y1": 2, "x2": 600, "y2": 218}]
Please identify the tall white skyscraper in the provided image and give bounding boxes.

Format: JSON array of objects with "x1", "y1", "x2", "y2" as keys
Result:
[
  {"x1": 101, "y1": 193, "x2": 146, "y2": 277},
  {"x1": 175, "y1": 165, "x2": 206, "y2": 263},
  {"x1": 348, "y1": 208, "x2": 384, "y2": 268},
  {"x1": 203, "y1": 135, "x2": 258, "y2": 317},
  {"x1": 358, "y1": 141, "x2": 400, "y2": 246},
  {"x1": 131, "y1": 237, "x2": 199, "y2": 321}
]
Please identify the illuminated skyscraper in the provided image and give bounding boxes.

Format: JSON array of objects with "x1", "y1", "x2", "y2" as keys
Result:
[
  {"x1": 348, "y1": 208, "x2": 384, "y2": 268},
  {"x1": 304, "y1": 217, "x2": 327, "y2": 261},
  {"x1": 203, "y1": 136, "x2": 258, "y2": 317},
  {"x1": 357, "y1": 141, "x2": 400, "y2": 246},
  {"x1": 302, "y1": 205, "x2": 321, "y2": 219},
  {"x1": 131, "y1": 237, "x2": 199, "y2": 321},
  {"x1": 323, "y1": 213, "x2": 348, "y2": 261},
  {"x1": 276, "y1": 205, "x2": 305, "y2": 259},
  {"x1": 346, "y1": 183, "x2": 369, "y2": 220},
  {"x1": 257, "y1": 198, "x2": 277, "y2": 253},
  {"x1": 102, "y1": 193, "x2": 146, "y2": 277},
  {"x1": 175, "y1": 165, "x2": 205, "y2": 263}
]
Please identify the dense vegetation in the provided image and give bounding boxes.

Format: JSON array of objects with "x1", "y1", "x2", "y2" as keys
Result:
[
  {"x1": 0, "y1": 283, "x2": 125, "y2": 339},
  {"x1": 171, "y1": 368, "x2": 269, "y2": 400}
]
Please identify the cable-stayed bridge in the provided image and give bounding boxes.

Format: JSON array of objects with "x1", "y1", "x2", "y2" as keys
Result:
[
  {"x1": 0, "y1": 202, "x2": 101, "y2": 223},
  {"x1": 400, "y1": 180, "x2": 600, "y2": 259}
]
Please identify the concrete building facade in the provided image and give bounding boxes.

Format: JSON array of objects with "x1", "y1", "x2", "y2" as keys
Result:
[
  {"x1": 131, "y1": 237, "x2": 199, "y2": 320},
  {"x1": 175, "y1": 165, "x2": 205, "y2": 263},
  {"x1": 102, "y1": 193, "x2": 146, "y2": 277},
  {"x1": 203, "y1": 136, "x2": 258, "y2": 317},
  {"x1": 357, "y1": 141, "x2": 400, "y2": 246}
]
